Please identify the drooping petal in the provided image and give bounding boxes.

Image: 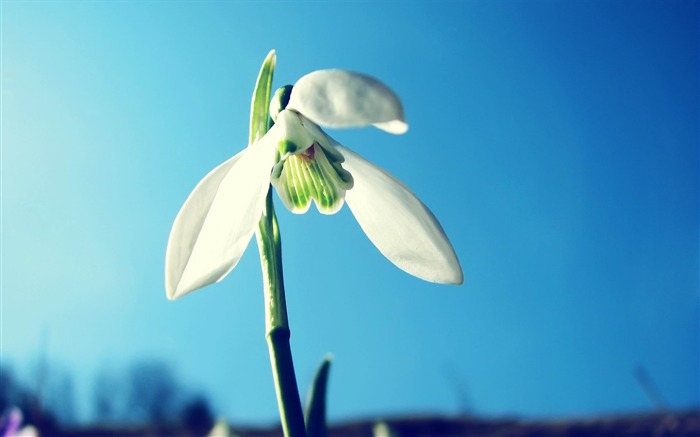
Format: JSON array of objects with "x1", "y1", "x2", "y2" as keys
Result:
[
  {"x1": 287, "y1": 70, "x2": 409, "y2": 134},
  {"x1": 165, "y1": 135, "x2": 278, "y2": 299},
  {"x1": 337, "y1": 146, "x2": 463, "y2": 284}
]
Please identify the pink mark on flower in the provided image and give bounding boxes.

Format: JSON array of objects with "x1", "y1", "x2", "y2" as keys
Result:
[
  {"x1": 1, "y1": 408, "x2": 22, "y2": 437},
  {"x1": 299, "y1": 144, "x2": 316, "y2": 162}
]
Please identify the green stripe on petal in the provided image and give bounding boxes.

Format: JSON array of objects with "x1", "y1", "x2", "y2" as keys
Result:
[{"x1": 271, "y1": 144, "x2": 353, "y2": 215}]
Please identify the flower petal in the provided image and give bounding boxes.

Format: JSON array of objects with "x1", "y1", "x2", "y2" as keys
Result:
[
  {"x1": 337, "y1": 146, "x2": 463, "y2": 284},
  {"x1": 165, "y1": 136, "x2": 277, "y2": 299},
  {"x1": 287, "y1": 70, "x2": 408, "y2": 134},
  {"x1": 271, "y1": 144, "x2": 352, "y2": 215},
  {"x1": 273, "y1": 109, "x2": 316, "y2": 155}
]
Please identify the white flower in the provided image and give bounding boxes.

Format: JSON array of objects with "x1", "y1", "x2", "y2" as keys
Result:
[{"x1": 166, "y1": 70, "x2": 462, "y2": 300}]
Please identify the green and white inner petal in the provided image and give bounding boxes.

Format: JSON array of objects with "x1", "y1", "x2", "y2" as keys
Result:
[{"x1": 271, "y1": 141, "x2": 353, "y2": 214}]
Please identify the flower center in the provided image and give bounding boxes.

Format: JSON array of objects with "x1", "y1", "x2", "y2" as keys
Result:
[
  {"x1": 299, "y1": 146, "x2": 315, "y2": 162},
  {"x1": 271, "y1": 142, "x2": 353, "y2": 215}
]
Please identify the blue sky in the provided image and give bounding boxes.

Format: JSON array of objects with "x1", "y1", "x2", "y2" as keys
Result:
[{"x1": 2, "y1": 0, "x2": 698, "y2": 424}]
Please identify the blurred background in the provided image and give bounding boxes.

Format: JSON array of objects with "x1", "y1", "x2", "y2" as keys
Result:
[{"x1": 2, "y1": 0, "x2": 698, "y2": 430}]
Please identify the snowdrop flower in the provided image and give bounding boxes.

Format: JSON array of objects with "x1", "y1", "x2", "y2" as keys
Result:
[{"x1": 166, "y1": 70, "x2": 462, "y2": 299}]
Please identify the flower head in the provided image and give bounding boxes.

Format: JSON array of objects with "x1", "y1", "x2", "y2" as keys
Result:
[{"x1": 166, "y1": 67, "x2": 462, "y2": 299}]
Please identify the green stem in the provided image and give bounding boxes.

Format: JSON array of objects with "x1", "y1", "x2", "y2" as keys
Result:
[
  {"x1": 250, "y1": 50, "x2": 306, "y2": 437},
  {"x1": 256, "y1": 190, "x2": 307, "y2": 437}
]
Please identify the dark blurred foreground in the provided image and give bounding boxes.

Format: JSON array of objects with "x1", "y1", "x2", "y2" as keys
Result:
[
  {"x1": 4, "y1": 359, "x2": 697, "y2": 436},
  {"x1": 51, "y1": 410, "x2": 699, "y2": 437}
]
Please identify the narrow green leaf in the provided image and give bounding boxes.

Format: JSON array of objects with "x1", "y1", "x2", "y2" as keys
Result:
[
  {"x1": 249, "y1": 50, "x2": 277, "y2": 145},
  {"x1": 304, "y1": 355, "x2": 333, "y2": 437}
]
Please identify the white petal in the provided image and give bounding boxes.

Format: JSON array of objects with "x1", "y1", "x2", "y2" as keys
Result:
[
  {"x1": 337, "y1": 146, "x2": 463, "y2": 284},
  {"x1": 165, "y1": 136, "x2": 278, "y2": 299},
  {"x1": 274, "y1": 109, "x2": 315, "y2": 155},
  {"x1": 288, "y1": 70, "x2": 408, "y2": 134}
]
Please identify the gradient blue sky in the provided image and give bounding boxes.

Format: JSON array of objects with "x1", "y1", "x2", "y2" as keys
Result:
[{"x1": 2, "y1": 0, "x2": 698, "y2": 424}]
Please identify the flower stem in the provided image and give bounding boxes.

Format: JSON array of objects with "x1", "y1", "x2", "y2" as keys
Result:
[
  {"x1": 250, "y1": 50, "x2": 306, "y2": 437},
  {"x1": 256, "y1": 192, "x2": 306, "y2": 437}
]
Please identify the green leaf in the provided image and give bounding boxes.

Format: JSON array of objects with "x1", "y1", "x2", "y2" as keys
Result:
[
  {"x1": 304, "y1": 355, "x2": 333, "y2": 437},
  {"x1": 249, "y1": 50, "x2": 277, "y2": 145}
]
